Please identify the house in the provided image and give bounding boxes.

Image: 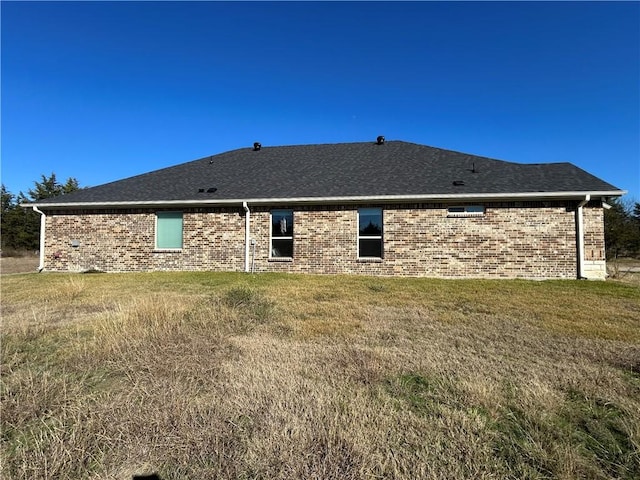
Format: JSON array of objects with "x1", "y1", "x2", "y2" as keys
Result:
[{"x1": 24, "y1": 138, "x2": 624, "y2": 279}]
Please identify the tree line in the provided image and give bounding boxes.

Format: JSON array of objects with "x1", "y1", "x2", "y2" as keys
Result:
[
  {"x1": 604, "y1": 197, "x2": 640, "y2": 259},
  {"x1": 1, "y1": 173, "x2": 81, "y2": 251},
  {"x1": 1, "y1": 173, "x2": 639, "y2": 259}
]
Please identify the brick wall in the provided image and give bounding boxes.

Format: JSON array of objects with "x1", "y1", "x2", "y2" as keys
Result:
[
  {"x1": 44, "y1": 207, "x2": 245, "y2": 272},
  {"x1": 581, "y1": 204, "x2": 606, "y2": 279},
  {"x1": 582, "y1": 206, "x2": 605, "y2": 262},
  {"x1": 41, "y1": 201, "x2": 606, "y2": 279}
]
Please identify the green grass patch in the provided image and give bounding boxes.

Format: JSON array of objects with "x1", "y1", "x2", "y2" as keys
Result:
[
  {"x1": 385, "y1": 372, "x2": 463, "y2": 415},
  {"x1": 491, "y1": 388, "x2": 639, "y2": 479}
]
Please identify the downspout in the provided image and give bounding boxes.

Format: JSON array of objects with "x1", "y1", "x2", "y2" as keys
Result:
[
  {"x1": 31, "y1": 206, "x2": 46, "y2": 272},
  {"x1": 576, "y1": 194, "x2": 590, "y2": 279},
  {"x1": 243, "y1": 201, "x2": 250, "y2": 273}
]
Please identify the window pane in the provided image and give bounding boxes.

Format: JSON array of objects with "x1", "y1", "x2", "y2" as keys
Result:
[
  {"x1": 272, "y1": 210, "x2": 293, "y2": 237},
  {"x1": 359, "y1": 238, "x2": 382, "y2": 258},
  {"x1": 157, "y1": 212, "x2": 183, "y2": 249},
  {"x1": 447, "y1": 205, "x2": 485, "y2": 214},
  {"x1": 272, "y1": 239, "x2": 293, "y2": 258},
  {"x1": 466, "y1": 205, "x2": 485, "y2": 213},
  {"x1": 359, "y1": 208, "x2": 382, "y2": 236}
]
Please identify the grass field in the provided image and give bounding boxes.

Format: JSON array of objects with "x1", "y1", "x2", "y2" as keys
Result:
[
  {"x1": 1, "y1": 272, "x2": 639, "y2": 479},
  {"x1": 0, "y1": 253, "x2": 39, "y2": 275}
]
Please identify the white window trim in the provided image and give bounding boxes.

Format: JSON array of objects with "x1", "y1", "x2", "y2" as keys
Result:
[
  {"x1": 357, "y1": 208, "x2": 383, "y2": 259},
  {"x1": 269, "y1": 210, "x2": 294, "y2": 259},
  {"x1": 447, "y1": 206, "x2": 485, "y2": 218},
  {"x1": 154, "y1": 211, "x2": 183, "y2": 251}
]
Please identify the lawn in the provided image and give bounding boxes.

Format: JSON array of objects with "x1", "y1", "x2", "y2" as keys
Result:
[{"x1": 1, "y1": 272, "x2": 639, "y2": 479}]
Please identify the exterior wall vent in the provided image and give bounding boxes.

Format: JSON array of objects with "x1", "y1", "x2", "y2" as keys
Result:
[{"x1": 253, "y1": 142, "x2": 262, "y2": 151}]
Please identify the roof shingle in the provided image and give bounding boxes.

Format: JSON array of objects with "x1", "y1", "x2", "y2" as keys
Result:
[{"x1": 33, "y1": 140, "x2": 623, "y2": 206}]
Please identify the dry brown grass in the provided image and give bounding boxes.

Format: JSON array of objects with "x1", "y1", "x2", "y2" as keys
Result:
[
  {"x1": 1, "y1": 272, "x2": 639, "y2": 479},
  {"x1": 0, "y1": 253, "x2": 39, "y2": 275}
]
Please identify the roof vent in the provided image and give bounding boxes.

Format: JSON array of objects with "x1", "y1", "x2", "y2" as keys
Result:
[
  {"x1": 452, "y1": 180, "x2": 465, "y2": 186},
  {"x1": 376, "y1": 136, "x2": 385, "y2": 145},
  {"x1": 253, "y1": 142, "x2": 261, "y2": 151},
  {"x1": 207, "y1": 187, "x2": 217, "y2": 193}
]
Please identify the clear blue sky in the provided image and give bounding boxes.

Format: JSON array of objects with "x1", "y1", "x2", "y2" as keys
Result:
[{"x1": 2, "y1": 1, "x2": 639, "y2": 201}]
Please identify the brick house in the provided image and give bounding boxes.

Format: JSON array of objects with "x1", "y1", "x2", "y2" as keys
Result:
[{"x1": 24, "y1": 139, "x2": 624, "y2": 279}]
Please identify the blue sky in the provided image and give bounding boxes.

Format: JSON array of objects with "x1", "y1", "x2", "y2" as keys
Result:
[{"x1": 2, "y1": 1, "x2": 639, "y2": 201}]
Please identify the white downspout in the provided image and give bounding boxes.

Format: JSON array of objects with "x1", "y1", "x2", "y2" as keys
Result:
[
  {"x1": 243, "y1": 201, "x2": 250, "y2": 273},
  {"x1": 576, "y1": 194, "x2": 590, "y2": 279},
  {"x1": 31, "y1": 206, "x2": 46, "y2": 272}
]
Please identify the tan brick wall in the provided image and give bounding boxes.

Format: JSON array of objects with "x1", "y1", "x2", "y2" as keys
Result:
[
  {"x1": 46, "y1": 210, "x2": 155, "y2": 272},
  {"x1": 41, "y1": 201, "x2": 606, "y2": 279},
  {"x1": 583, "y1": 205, "x2": 605, "y2": 262},
  {"x1": 581, "y1": 203, "x2": 606, "y2": 279},
  {"x1": 248, "y1": 203, "x2": 579, "y2": 278},
  {"x1": 44, "y1": 208, "x2": 245, "y2": 272}
]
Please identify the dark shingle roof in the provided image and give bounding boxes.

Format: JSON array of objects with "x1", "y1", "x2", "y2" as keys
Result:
[{"x1": 34, "y1": 141, "x2": 623, "y2": 206}]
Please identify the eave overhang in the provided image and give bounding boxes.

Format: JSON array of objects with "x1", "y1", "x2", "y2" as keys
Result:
[{"x1": 21, "y1": 190, "x2": 626, "y2": 210}]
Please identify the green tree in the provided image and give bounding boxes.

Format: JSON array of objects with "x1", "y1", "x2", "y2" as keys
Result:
[
  {"x1": 633, "y1": 202, "x2": 640, "y2": 222},
  {"x1": 1, "y1": 174, "x2": 82, "y2": 251},
  {"x1": 604, "y1": 197, "x2": 640, "y2": 259},
  {"x1": 27, "y1": 173, "x2": 81, "y2": 201},
  {"x1": 1, "y1": 188, "x2": 39, "y2": 251},
  {"x1": 1, "y1": 184, "x2": 14, "y2": 213}
]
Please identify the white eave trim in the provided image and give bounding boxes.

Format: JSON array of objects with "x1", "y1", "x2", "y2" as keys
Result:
[{"x1": 20, "y1": 190, "x2": 626, "y2": 209}]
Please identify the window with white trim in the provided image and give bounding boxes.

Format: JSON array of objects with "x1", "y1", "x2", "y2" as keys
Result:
[
  {"x1": 358, "y1": 207, "x2": 383, "y2": 258},
  {"x1": 156, "y1": 211, "x2": 183, "y2": 249},
  {"x1": 270, "y1": 209, "x2": 293, "y2": 258},
  {"x1": 447, "y1": 205, "x2": 485, "y2": 217}
]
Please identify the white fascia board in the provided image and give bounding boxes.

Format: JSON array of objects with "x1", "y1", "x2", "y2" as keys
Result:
[{"x1": 20, "y1": 190, "x2": 626, "y2": 209}]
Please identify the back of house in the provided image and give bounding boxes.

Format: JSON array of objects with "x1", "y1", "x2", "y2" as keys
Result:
[{"x1": 23, "y1": 139, "x2": 624, "y2": 279}]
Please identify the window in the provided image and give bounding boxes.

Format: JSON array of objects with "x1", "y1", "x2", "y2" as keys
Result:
[
  {"x1": 358, "y1": 208, "x2": 383, "y2": 258},
  {"x1": 271, "y1": 209, "x2": 293, "y2": 258},
  {"x1": 447, "y1": 205, "x2": 485, "y2": 217},
  {"x1": 156, "y1": 211, "x2": 183, "y2": 249}
]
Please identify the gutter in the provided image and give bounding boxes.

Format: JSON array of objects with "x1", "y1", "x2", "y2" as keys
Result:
[
  {"x1": 31, "y1": 206, "x2": 46, "y2": 272},
  {"x1": 243, "y1": 201, "x2": 250, "y2": 273},
  {"x1": 20, "y1": 190, "x2": 626, "y2": 210},
  {"x1": 576, "y1": 194, "x2": 591, "y2": 279}
]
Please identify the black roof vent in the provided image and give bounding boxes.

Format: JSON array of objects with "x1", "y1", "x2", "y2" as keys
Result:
[
  {"x1": 376, "y1": 136, "x2": 385, "y2": 145},
  {"x1": 253, "y1": 142, "x2": 261, "y2": 151},
  {"x1": 207, "y1": 187, "x2": 217, "y2": 193},
  {"x1": 453, "y1": 180, "x2": 465, "y2": 186}
]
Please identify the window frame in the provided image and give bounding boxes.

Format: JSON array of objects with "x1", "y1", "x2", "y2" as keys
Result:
[
  {"x1": 447, "y1": 205, "x2": 485, "y2": 217},
  {"x1": 155, "y1": 211, "x2": 184, "y2": 250},
  {"x1": 270, "y1": 209, "x2": 294, "y2": 259},
  {"x1": 357, "y1": 207, "x2": 383, "y2": 259}
]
